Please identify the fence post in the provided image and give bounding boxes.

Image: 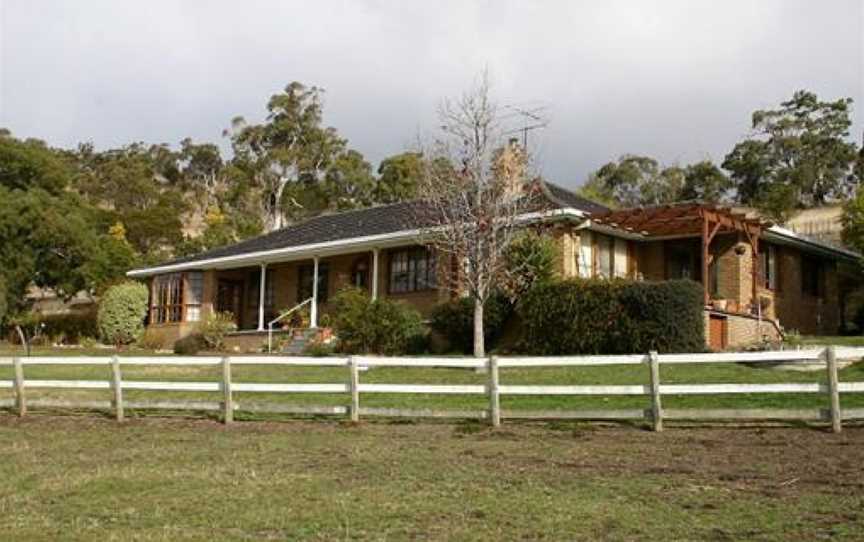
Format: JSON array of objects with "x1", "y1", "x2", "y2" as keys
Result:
[
  {"x1": 111, "y1": 355, "x2": 124, "y2": 422},
  {"x1": 826, "y1": 346, "x2": 841, "y2": 433},
  {"x1": 221, "y1": 356, "x2": 233, "y2": 424},
  {"x1": 349, "y1": 355, "x2": 360, "y2": 422},
  {"x1": 648, "y1": 351, "x2": 663, "y2": 432},
  {"x1": 12, "y1": 357, "x2": 25, "y2": 417},
  {"x1": 488, "y1": 355, "x2": 501, "y2": 427}
]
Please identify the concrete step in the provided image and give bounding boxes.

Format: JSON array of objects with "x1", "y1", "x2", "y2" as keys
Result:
[{"x1": 280, "y1": 329, "x2": 318, "y2": 354}]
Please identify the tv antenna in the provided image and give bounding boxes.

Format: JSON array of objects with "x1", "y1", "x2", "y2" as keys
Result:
[{"x1": 503, "y1": 104, "x2": 549, "y2": 149}]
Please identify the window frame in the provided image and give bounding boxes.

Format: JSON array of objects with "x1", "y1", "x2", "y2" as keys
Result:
[
  {"x1": 758, "y1": 244, "x2": 777, "y2": 291},
  {"x1": 298, "y1": 263, "x2": 330, "y2": 305},
  {"x1": 150, "y1": 272, "x2": 204, "y2": 325},
  {"x1": 593, "y1": 235, "x2": 615, "y2": 279},
  {"x1": 388, "y1": 247, "x2": 437, "y2": 294}
]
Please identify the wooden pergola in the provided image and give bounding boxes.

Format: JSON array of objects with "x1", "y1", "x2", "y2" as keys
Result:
[{"x1": 594, "y1": 204, "x2": 766, "y2": 305}]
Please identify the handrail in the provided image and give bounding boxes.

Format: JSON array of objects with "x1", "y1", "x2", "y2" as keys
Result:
[{"x1": 268, "y1": 298, "x2": 313, "y2": 353}]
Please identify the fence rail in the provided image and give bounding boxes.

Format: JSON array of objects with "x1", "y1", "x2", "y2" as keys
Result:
[{"x1": 1, "y1": 347, "x2": 863, "y2": 431}]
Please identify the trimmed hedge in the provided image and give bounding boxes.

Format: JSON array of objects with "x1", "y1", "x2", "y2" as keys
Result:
[
  {"x1": 429, "y1": 292, "x2": 513, "y2": 354},
  {"x1": 97, "y1": 281, "x2": 149, "y2": 346},
  {"x1": 518, "y1": 279, "x2": 705, "y2": 354}
]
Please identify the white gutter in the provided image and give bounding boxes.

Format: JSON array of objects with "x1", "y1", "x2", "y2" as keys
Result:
[
  {"x1": 126, "y1": 207, "x2": 588, "y2": 278},
  {"x1": 579, "y1": 219, "x2": 646, "y2": 241},
  {"x1": 763, "y1": 225, "x2": 860, "y2": 261}
]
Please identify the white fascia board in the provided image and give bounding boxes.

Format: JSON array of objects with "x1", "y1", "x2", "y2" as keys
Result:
[
  {"x1": 579, "y1": 220, "x2": 646, "y2": 241},
  {"x1": 127, "y1": 229, "x2": 425, "y2": 277},
  {"x1": 126, "y1": 207, "x2": 588, "y2": 278},
  {"x1": 763, "y1": 225, "x2": 860, "y2": 261}
]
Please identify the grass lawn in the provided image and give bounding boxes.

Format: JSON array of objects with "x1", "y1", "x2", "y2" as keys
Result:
[
  {"x1": 0, "y1": 415, "x2": 862, "y2": 540},
  {"x1": 800, "y1": 335, "x2": 864, "y2": 347},
  {"x1": 1, "y1": 342, "x2": 864, "y2": 418}
]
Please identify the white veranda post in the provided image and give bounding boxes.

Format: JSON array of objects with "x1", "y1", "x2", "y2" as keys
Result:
[
  {"x1": 371, "y1": 248, "x2": 379, "y2": 301},
  {"x1": 310, "y1": 256, "x2": 319, "y2": 328},
  {"x1": 257, "y1": 263, "x2": 267, "y2": 331}
]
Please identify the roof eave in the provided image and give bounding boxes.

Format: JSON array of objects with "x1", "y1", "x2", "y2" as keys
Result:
[{"x1": 763, "y1": 226, "x2": 861, "y2": 262}]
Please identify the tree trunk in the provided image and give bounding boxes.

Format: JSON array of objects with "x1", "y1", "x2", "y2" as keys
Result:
[
  {"x1": 473, "y1": 300, "x2": 485, "y2": 358},
  {"x1": 15, "y1": 325, "x2": 30, "y2": 357}
]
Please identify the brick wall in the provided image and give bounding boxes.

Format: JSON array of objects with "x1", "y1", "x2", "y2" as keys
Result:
[{"x1": 771, "y1": 246, "x2": 840, "y2": 335}]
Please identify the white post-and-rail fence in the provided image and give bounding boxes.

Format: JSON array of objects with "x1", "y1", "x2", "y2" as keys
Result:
[{"x1": 1, "y1": 346, "x2": 863, "y2": 432}]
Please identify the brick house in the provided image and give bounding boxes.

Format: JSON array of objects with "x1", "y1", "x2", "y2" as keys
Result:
[{"x1": 127, "y1": 181, "x2": 860, "y2": 352}]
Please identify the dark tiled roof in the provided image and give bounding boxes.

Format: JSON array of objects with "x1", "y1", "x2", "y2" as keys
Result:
[
  {"x1": 164, "y1": 200, "x2": 437, "y2": 266},
  {"x1": 157, "y1": 182, "x2": 605, "y2": 268},
  {"x1": 541, "y1": 181, "x2": 610, "y2": 215}
]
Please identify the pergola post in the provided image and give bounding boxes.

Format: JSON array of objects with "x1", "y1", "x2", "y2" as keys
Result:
[
  {"x1": 310, "y1": 256, "x2": 319, "y2": 328},
  {"x1": 371, "y1": 248, "x2": 379, "y2": 301},
  {"x1": 257, "y1": 263, "x2": 267, "y2": 331}
]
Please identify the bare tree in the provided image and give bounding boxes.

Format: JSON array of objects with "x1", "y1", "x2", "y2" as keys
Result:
[{"x1": 415, "y1": 75, "x2": 539, "y2": 357}]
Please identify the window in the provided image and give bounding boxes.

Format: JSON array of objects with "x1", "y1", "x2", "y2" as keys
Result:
[
  {"x1": 351, "y1": 256, "x2": 370, "y2": 289},
  {"x1": 150, "y1": 272, "x2": 205, "y2": 324},
  {"x1": 389, "y1": 248, "x2": 436, "y2": 293},
  {"x1": 150, "y1": 273, "x2": 184, "y2": 324},
  {"x1": 298, "y1": 263, "x2": 330, "y2": 304},
  {"x1": 185, "y1": 272, "x2": 204, "y2": 322},
  {"x1": 594, "y1": 235, "x2": 614, "y2": 279},
  {"x1": 801, "y1": 256, "x2": 823, "y2": 297},
  {"x1": 666, "y1": 245, "x2": 695, "y2": 280},
  {"x1": 709, "y1": 257, "x2": 720, "y2": 297},
  {"x1": 248, "y1": 269, "x2": 275, "y2": 309},
  {"x1": 216, "y1": 280, "x2": 242, "y2": 321},
  {"x1": 759, "y1": 245, "x2": 777, "y2": 290}
]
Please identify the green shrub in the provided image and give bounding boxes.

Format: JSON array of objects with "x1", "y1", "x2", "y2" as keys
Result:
[
  {"x1": 200, "y1": 311, "x2": 237, "y2": 351},
  {"x1": 617, "y1": 280, "x2": 705, "y2": 353},
  {"x1": 173, "y1": 333, "x2": 205, "y2": 355},
  {"x1": 303, "y1": 341, "x2": 335, "y2": 357},
  {"x1": 97, "y1": 281, "x2": 149, "y2": 346},
  {"x1": 518, "y1": 278, "x2": 704, "y2": 354},
  {"x1": 136, "y1": 330, "x2": 167, "y2": 351},
  {"x1": 430, "y1": 292, "x2": 512, "y2": 354},
  {"x1": 0, "y1": 277, "x2": 7, "y2": 326},
  {"x1": 853, "y1": 305, "x2": 864, "y2": 335},
  {"x1": 330, "y1": 288, "x2": 426, "y2": 355},
  {"x1": 38, "y1": 311, "x2": 99, "y2": 345},
  {"x1": 501, "y1": 230, "x2": 560, "y2": 302}
]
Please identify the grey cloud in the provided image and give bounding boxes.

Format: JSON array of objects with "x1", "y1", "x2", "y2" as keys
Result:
[{"x1": 1, "y1": 0, "x2": 861, "y2": 188}]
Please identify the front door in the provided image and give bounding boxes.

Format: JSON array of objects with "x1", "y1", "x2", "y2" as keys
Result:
[
  {"x1": 709, "y1": 315, "x2": 727, "y2": 351},
  {"x1": 216, "y1": 279, "x2": 243, "y2": 326}
]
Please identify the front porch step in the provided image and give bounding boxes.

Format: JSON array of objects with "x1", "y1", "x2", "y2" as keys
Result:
[{"x1": 281, "y1": 329, "x2": 319, "y2": 355}]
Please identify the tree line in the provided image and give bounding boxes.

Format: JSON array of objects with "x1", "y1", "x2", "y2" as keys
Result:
[
  {"x1": 0, "y1": 82, "x2": 424, "y2": 319},
  {"x1": 580, "y1": 90, "x2": 864, "y2": 226},
  {"x1": 1, "y1": 84, "x2": 862, "y2": 326}
]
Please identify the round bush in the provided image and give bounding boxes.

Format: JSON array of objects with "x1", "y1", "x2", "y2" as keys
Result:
[
  {"x1": 174, "y1": 333, "x2": 205, "y2": 355},
  {"x1": 330, "y1": 288, "x2": 426, "y2": 355},
  {"x1": 97, "y1": 281, "x2": 149, "y2": 346}
]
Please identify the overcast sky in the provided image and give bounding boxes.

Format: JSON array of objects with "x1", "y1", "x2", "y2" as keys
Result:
[{"x1": 1, "y1": 0, "x2": 862, "y2": 189}]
